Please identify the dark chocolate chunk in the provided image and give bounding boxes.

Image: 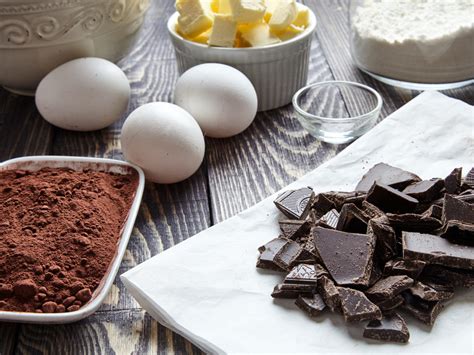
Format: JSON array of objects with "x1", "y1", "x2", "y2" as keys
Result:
[
  {"x1": 337, "y1": 287, "x2": 382, "y2": 322},
  {"x1": 386, "y1": 213, "x2": 442, "y2": 233},
  {"x1": 356, "y1": 163, "x2": 421, "y2": 192},
  {"x1": 408, "y1": 281, "x2": 454, "y2": 301},
  {"x1": 402, "y1": 231, "x2": 474, "y2": 270},
  {"x1": 279, "y1": 220, "x2": 310, "y2": 240},
  {"x1": 256, "y1": 238, "x2": 287, "y2": 271},
  {"x1": 401, "y1": 292, "x2": 444, "y2": 326},
  {"x1": 444, "y1": 167, "x2": 462, "y2": 194},
  {"x1": 403, "y1": 179, "x2": 444, "y2": 202},
  {"x1": 311, "y1": 193, "x2": 336, "y2": 218},
  {"x1": 313, "y1": 227, "x2": 375, "y2": 286},
  {"x1": 440, "y1": 221, "x2": 474, "y2": 246},
  {"x1": 464, "y1": 168, "x2": 474, "y2": 189},
  {"x1": 271, "y1": 283, "x2": 315, "y2": 299},
  {"x1": 420, "y1": 264, "x2": 474, "y2": 288},
  {"x1": 274, "y1": 239, "x2": 305, "y2": 271},
  {"x1": 363, "y1": 313, "x2": 409, "y2": 343},
  {"x1": 442, "y1": 194, "x2": 474, "y2": 224},
  {"x1": 365, "y1": 275, "x2": 414, "y2": 302},
  {"x1": 423, "y1": 204, "x2": 443, "y2": 220},
  {"x1": 274, "y1": 187, "x2": 314, "y2": 220},
  {"x1": 368, "y1": 217, "x2": 397, "y2": 263},
  {"x1": 336, "y1": 203, "x2": 369, "y2": 233},
  {"x1": 318, "y1": 209, "x2": 340, "y2": 229},
  {"x1": 316, "y1": 276, "x2": 340, "y2": 312},
  {"x1": 314, "y1": 263, "x2": 329, "y2": 279},
  {"x1": 384, "y1": 259, "x2": 426, "y2": 279},
  {"x1": 361, "y1": 201, "x2": 385, "y2": 219},
  {"x1": 284, "y1": 264, "x2": 317, "y2": 285},
  {"x1": 295, "y1": 294, "x2": 326, "y2": 317},
  {"x1": 376, "y1": 295, "x2": 404, "y2": 311},
  {"x1": 366, "y1": 183, "x2": 419, "y2": 214}
]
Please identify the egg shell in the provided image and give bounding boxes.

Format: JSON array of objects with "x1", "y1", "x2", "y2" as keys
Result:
[
  {"x1": 35, "y1": 57, "x2": 130, "y2": 131},
  {"x1": 174, "y1": 63, "x2": 258, "y2": 138},
  {"x1": 120, "y1": 102, "x2": 205, "y2": 184}
]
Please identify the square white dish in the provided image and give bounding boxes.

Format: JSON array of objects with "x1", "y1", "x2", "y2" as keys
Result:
[{"x1": 0, "y1": 156, "x2": 145, "y2": 324}]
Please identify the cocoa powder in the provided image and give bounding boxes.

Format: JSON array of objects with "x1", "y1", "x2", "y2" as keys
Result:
[{"x1": 0, "y1": 167, "x2": 138, "y2": 313}]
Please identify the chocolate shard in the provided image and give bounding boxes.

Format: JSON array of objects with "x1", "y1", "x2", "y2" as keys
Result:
[
  {"x1": 366, "y1": 183, "x2": 419, "y2": 214},
  {"x1": 386, "y1": 213, "x2": 442, "y2": 233},
  {"x1": 271, "y1": 283, "x2": 315, "y2": 299},
  {"x1": 376, "y1": 295, "x2": 404, "y2": 311},
  {"x1": 365, "y1": 275, "x2": 414, "y2": 302},
  {"x1": 440, "y1": 221, "x2": 474, "y2": 246},
  {"x1": 256, "y1": 238, "x2": 287, "y2": 271},
  {"x1": 442, "y1": 194, "x2": 474, "y2": 224},
  {"x1": 420, "y1": 264, "x2": 474, "y2": 288},
  {"x1": 401, "y1": 292, "x2": 444, "y2": 326},
  {"x1": 356, "y1": 163, "x2": 421, "y2": 192},
  {"x1": 313, "y1": 227, "x2": 375, "y2": 286},
  {"x1": 336, "y1": 203, "x2": 369, "y2": 233},
  {"x1": 316, "y1": 275, "x2": 340, "y2": 312},
  {"x1": 402, "y1": 231, "x2": 474, "y2": 270},
  {"x1": 361, "y1": 201, "x2": 385, "y2": 219},
  {"x1": 444, "y1": 167, "x2": 462, "y2": 194},
  {"x1": 317, "y1": 191, "x2": 356, "y2": 211},
  {"x1": 363, "y1": 313, "x2": 410, "y2": 343},
  {"x1": 274, "y1": 187, "x2": 314, "y2": 220},
  {"x1": 368, "y1": 217, "x2": 397, "y2": 263},
  {"x1": 284, "y1": 264, "x2": 318, "y2": 285},
  {"x1": 384, "y1": 259, "x2": 426, "y2": 280},
  {"x1": 464, "y1": 167, "x2": 474, "y2": 189},
  {"x1": 314, "y1": 263, "x2": 330, "y2": 279},
  {"x1": 408, "y1": 281, "x2": 454, "y2": 301},
  {"x1": 402, "y1": 178, "x2": 444, "y2": 202},
  {"x1": 423, "y1": 204, "x2": 443, "y2": 220},
  {"x1": 295, "y1": 294, "x2": 326, "y2": 317},
  {"x1": 337, "y1": 287, "x2": 382, "y2": 322},
  {"x1": 274, "y1": 239, "x2": 305, "y2": 271},
  {"x1": 311, "y1": 193, "x2": 336, "y2": 218},
  {"x1": 318, "y1": 209, "x2": 340, "y2": 229},
  {"x1": 279, "y1": 219, "x2": 310, "y2": 240}
]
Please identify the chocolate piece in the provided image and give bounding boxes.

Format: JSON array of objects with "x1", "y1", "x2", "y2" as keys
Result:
[
  {"x1": 356, "y1": 163, "x2": 421, "y2": 192},
  {"x1": 368, "y1": 217, "x2": 397, "y2": 262},
  {"x1": 316, "y1": 276, "x2": 340, "y2": 312},
  {"x1": 402, "y1": 231, "x2": 474, "y2": 270},
  {"x1": 336, "y1": 203, "x2": 369, "y2": 233},
  {"x1": 311, "y1": 193, "x2": 336, "y2": 218},
  {"x1": 444, "y1": 167, "x2": 462, "y2": 194},
  {"x1": 386, "y1": 213, "x2": 442, "y2": 233},
  {"x1": 337, "y1": 287, "x2": 382, "y2": 322},
  {"x1": 284, "y1": 264, "x2": 317, "y2": 285},
  {"x1": 423, "y1": 204, "x2": 443, "y2": 220},
  {"x1": 442, "y1": 194, "x2": 474, "y2": 224},
  {"x1": 314, "y1": 263, "x2": 329, "y2": 278},
  {"x1": 271, "y1": 283, "x2": 315, "y2": 299},
  {"x1": 384, "y1": 259, "x2": 426, "y2": 279},
  {"x1": 401, "y1": 292, "x2": 444, "y2": 326},
  {"x1": 402, "y1": 178, "x2": 444, "y2": 202},
  {"x1": 313, "y1": 227, "x2": 375, "y2": 286},
  {"x1": 440, "y1": 221, "x2": 474, "y2": 246},
  {"x1": 366, "y1": 183, "x2": 419, "y2": 214},
  {"x1": 464, "y1": 168, "x2": 474, "y2": 189},
  {"x1": 420, "y1": 264, "x2": 474, "y2": 288},
  {"x1": 317, "y1": 191, "x2": 353, "y2": 211},
  {"x1": 319, "y1": 209, "x2": 340, "y2": 229},
  {"x1": 295, "y1": 294, "x2": 326, "y2": 317},
  {"x1": 376, "y1": 295, "x2": 404, "y2": 311},
  {"x1": 361, "y1": 201, "x2": 385, "y2": 219},
  {"x1": 365, "y1": 275, "x2": 414, "y2": 302},
  {"x1": 274, "y1": 187, "x2": 314, "y2": 220},
  {"x1": 408, "y1": 281, "x2": 454, "y2": 301},
  {"x1": 279, "y1": 220, "x2": 310, "y2": 240},
  {"x1": 363, "y1": 313, "x2": 409, "y2": 343},
  {"x1": 256, "y1": 238, "x2": 287, "y2": 271},
  {"x1": 274, "y1": 239, "x2": 305, "y2": 271}
]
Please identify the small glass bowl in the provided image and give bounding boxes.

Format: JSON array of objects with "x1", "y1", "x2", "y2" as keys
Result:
[{"x1": 292, "y1": 81, "x2": 383, "y2": 144}]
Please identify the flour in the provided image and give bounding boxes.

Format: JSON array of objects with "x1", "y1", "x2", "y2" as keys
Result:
[{"x1": 351, "y1": 0, "x2": 474, "y2": 84}]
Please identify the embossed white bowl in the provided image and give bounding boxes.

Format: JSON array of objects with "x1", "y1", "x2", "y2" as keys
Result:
[{"x1": 0, "y1": 0, "x2": 150, "y2": 95}]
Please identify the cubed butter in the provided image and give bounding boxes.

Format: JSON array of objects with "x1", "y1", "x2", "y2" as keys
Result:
[
  {"x1": 239, "y1": 22, "x2": 281, "y2": 46},
  {"x1": 268, "y1": 0, "x2": 298, "y2": 32},
  {"x1": 293, "y1": 3, "x2": 310, "y2": 28},
  {"x1": 212, "y1": 0, "x2": 232, "y2": 13},
  {"x1": 192, "y1": 28, "x2": 212, "y2": 44},
  {"x1": 229, "y1": 0, "x2": 266, "y2": 23},
  {"x1": 276, "y1": 23, "x2": 304, "y2": 41},
  {"x1": 263, "y1": 0, "x2": 278, "y2": 22},
  {"x1": 177, "y1": 0, "x2": 213, "y2": 37},
  {"x1": 209, "y1": 14, "x2": 237, "y2": 47}
]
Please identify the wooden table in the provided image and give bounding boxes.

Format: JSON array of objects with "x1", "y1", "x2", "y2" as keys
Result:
[{"x1": 1, "y1": 0, "x2": 472, "y2": 354}]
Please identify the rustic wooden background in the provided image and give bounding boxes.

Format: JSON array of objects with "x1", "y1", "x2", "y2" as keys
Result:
[{"x1": 0, "y1": 0, "x2": 472, "y2": 354}]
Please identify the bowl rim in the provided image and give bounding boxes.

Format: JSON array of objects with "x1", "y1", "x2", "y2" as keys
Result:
[
  {"x1": 292, "y1": 80, "x2": 383, "y2": 123},
  {"x1": 167, "y1": 4, "x2": 317, "y2": 52},
  {"x1": 0, "y1": 156, "x2": 145, "y2": 324}
]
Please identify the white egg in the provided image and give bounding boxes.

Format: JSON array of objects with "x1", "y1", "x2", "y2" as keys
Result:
[
  {"x1": 174, "y1": 63, "x2": 258, "y2": 138},
  {"x1": 120, "y1": 102, "x2": 205, "y2": 184},
  {"x1": 35, "y1": 58, "x2": 130, "y2": 131}
]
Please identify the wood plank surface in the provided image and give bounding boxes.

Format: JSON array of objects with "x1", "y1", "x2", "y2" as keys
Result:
[{"x1": 0, "y1": 0, "x2": 472, "y2": 354}]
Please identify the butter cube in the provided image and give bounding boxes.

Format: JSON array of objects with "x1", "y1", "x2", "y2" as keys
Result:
[
  {"x1": 192, "y1": 28, "x2": 212, "y2": 44},
  {"x1": 209, "y1": 14, "x2": 237, "y2": 47},
  {"x1": 268, "y1": 0, "x2": 297, "y2": 32},
  {"x1": 293, "y1": 3, "x2": 310, "y2": 28},
  {"x1": 176, "y1": 0, "x2": 213, "y2": 37},
  {"x1": 276, "y1": 24, "x2": 304, "y2": 41},
  {"x1": 239, "y1": 22, "x2": 281, "y2": 46},
  {"x1": 212, "y1": 0, "x2": 231, "y2": 13},
  {"x1": 263, "y1": 0, "x2": 278, "y2": 22},
  {"x1": 229, "y1": 0, "x2": 266, "y2": 23}
]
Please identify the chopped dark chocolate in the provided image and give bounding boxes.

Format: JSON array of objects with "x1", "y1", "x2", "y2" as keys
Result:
[
  {"x1": 366, "y1": 183, "x2": 419, "y2": 214},
  {"x1": 336, "y1": 203, "x2": 369, "y2": 233},
  {"x1": 365, "y1": 275, "x2": 414, "y2": 302},
  {"x1": 442, "y1": 194, "x2": 474, "y2": 224},
  {"x1": 423, "y1": 204, "x2": 443, "y2": 220},
  {"x1": 368, "y1": 217, "x2": 398, "y2": 263},
  {"x1": 284, "y1": 264, "x2": 317, "y2": 285},
  {"x1": 440, "y1": 221, "x2": 474, "y2": 246},
  {"x1": 408, "y1": 281, "x2": 454, "y2": 301},
  {"x1": 313, "y1": 227, "x2": 375, "y2": 286},
  {"x1": 256, "y1": 238, "x2": 287, "y2": 271},
  {"x1": 338, "y1": 287, "x2": 382, "y2": 322},
  {"x1": 318, "y1": 209, "x2": 340, "y2": 229},
  {"x1": 363, "y1": 313, "x2": 409, "y2": 343},
  {"x1": 274, "y1": 239, "x2": 305, "y2": 271},
  {"x1": 386, "y1": 213, "x2": 442, "y2": 233},
  {"x1": 403, "y1": 179, "x2": 444, "y2": 202},
  {"x1": 401, "y1": 292, "x2": 444, "y2": 326},
  {"x1": 464, "y1": 168, "x2": 474, "y2": 189},
  {"x1": 314, "y1": 263, "x2": 329, "y2": 279},
  {"x1": 356, "y1": 163, "x2": 421, "y2": 192},
  {"x1": 311, "y1": 193, "x2": 336, "y2": 218},
  {"x1": 274, "y1": 187, "x2": 314, "y2": 220},
  {"x1": 295, "y1": 294, "x2": 326, "y2": 317},
  {"x1": 402, "y1": 231, "x2": 474, "y2": 270},
  {"x1": 279, "y1": 220, "x2": 310, "y2": 240},
  {"x1": 384, "y1": 259, "x2": 426, "y2": 279},
  {"x1": 444, "y1": 167, "x2": 462, "y2": 194},
  {"x1": 361, "y1": 201, "x2": 385, "y2": 219},
  {"x1": 271, "y1": 283, "x2": 315, "y2": 299},
  {"x1": 376, "y1": 295, "x2": 404, "y2": 311},
  {"x1": 420, "y1": 264, "x2": 474, "y2": 288},
  {"x1": 316, "y1": 275, "x2": 340, "y2": 312}
]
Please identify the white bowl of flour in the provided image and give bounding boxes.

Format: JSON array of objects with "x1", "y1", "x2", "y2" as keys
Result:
[{"x1": 350, "y1": 0, "x2": 474, "y2": 89}]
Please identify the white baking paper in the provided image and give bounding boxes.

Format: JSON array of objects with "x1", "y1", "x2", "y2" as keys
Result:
[{"x1": 122, "y1": 91, "x2": 474, "y2": 355}]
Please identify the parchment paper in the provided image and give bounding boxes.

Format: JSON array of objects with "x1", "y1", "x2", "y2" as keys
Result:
[{"x1": 122, "y1": 91, "x2": 474, "y2": 355}]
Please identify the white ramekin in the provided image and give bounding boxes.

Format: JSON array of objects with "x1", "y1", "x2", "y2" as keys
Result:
[{"x1": 167, "y1": 7, "x2": 317, "y2": 111}]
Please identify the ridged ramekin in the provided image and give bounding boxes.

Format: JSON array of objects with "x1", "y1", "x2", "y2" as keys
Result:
[{"x1": 167, "y1": 7, "x2": 317, "y2": 111}]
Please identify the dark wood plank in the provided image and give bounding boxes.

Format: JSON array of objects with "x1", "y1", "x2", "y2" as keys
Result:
[{"x1": 0, "y1": 323, "x2": 19, "y2": 355}]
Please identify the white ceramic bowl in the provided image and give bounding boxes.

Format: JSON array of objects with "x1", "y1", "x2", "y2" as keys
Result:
[
  {"x1": 0, "y1": 156, "x2": 145, "y2": 324},
  {"x1": 0, "y1": 0, "x2": 151, "y2": 95},
  {"x1": 167, "y1": 7, "x2": 317, "y2": 111}
]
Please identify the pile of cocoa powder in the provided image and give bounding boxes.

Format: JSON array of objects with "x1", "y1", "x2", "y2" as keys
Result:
[{"x1": 0, "y1": 167, "x2": 138, "y2": 313}]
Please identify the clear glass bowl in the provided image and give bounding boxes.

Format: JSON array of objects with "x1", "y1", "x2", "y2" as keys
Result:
[{"x1": 292, "y1": 81, "x2": 382, "y2": 144}]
